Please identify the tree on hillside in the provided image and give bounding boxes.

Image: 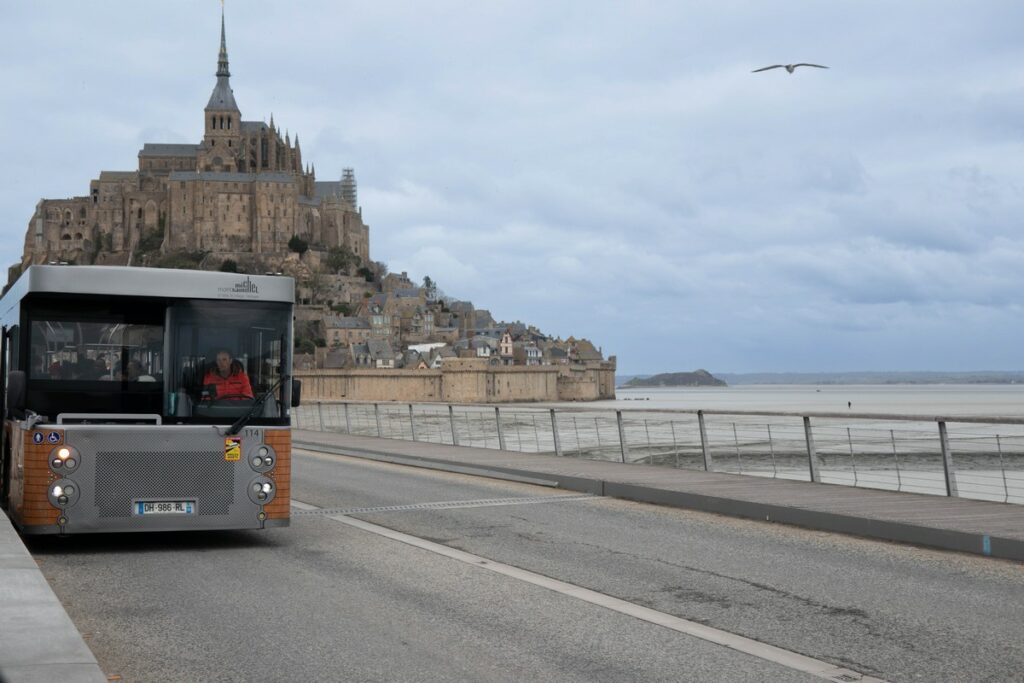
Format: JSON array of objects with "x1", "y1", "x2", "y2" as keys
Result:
[
  {"x1": 305, "y1": 266, "x2": 328, "y2": 304},
  {"x1": 288, "y1": 235, "x2": 309, "y2": 256},
  {"x1": 326, "y1": 245, "x2": 359, "y2": 274},
  {"x1": 422, "y1": 275, "x2": 437, "y2": 300}
]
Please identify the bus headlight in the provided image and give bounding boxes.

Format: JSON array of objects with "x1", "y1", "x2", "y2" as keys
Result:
[
  {"x1": 247, "y1": 476, "x2": 276, "y2": 505},
  {"x1": 50, "y1": 446, "x2": 81, "y2": 473},
  {"x1": 249, "y1": 445, "x2": 277, "y2": 473},
  {"x1": 48, "y1": 479, "x2": 80, "y2": 507}
]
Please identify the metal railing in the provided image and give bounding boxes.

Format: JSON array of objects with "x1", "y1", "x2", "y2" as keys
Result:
[{"x1": 293, "y1": 402, "x2": 1024, "y2": 504}]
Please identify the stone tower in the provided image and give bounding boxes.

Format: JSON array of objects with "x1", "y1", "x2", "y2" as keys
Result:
[{"x1": 198, "y1": 11, "x2": 242, "y2": 172}]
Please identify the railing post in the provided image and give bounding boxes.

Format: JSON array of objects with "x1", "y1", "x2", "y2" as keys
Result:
[
  {"x1": 616, "y1": 410, "x2": 628, "y2": 463},
  {"x1": 670, "y1": 421, "x2": 679, "y2": 468},
  {"x1": 697, "y1": 411, "x2": 712, "y2": 471},
  {"x1": 489, "y1": 409, "x2": 501, "y2": 450},
  {"x1": 409, "y1": 404, "x2": 417, "y2": 441},
  {"x1": 374, "y1": 403, "x2": 382, "y2": 437},
  {"x1": 847, "y1": 427, "x2": 858, "y2": 486},
  {"x1": 448, "y1": 405, "x2": 459, "y2": 446},
  {"x1": 803, "y1": 416, "x2": 819, "y2": 483},
  {"x1": 317, "y1": 401, "x2": 325, "y2": 431},
  {"x1": 996, "y1": 434, "x2": 1009, "y2": 503},
  {"x1": 938, "y1": 421, "x2": 958, "y2": 497},
  {"x1": 550, "y1": 409, "x2": 562, "y2": 457},
  {"x1": 890, "y1": 429, "x2": 902, "y2": 491},
  {"x1": 343, "y1": 402, "x2": 351, "y2": 434},
  {"x1": 732, "y1": 422, "x2": 742, "y2": 473}
]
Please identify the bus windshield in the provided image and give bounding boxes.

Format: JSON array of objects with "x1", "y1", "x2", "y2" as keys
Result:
[
  {"x1": 168, "y1": 300, "x2": 290, "y2": 422},
  {"x1": 24, "y1": 296, "x2": 291, "y2": 424}
]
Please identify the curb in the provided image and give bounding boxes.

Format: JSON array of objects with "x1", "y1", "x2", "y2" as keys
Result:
[
  {"x1": 295, "y1": 440, "x2": 1024, "y2": 562},
  {"x1": 0, "y1": 513, "x2": 107, "y2": 683}
]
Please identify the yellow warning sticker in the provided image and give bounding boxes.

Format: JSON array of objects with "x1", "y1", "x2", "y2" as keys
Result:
[{"x1": 224, "y1": 437, "x2": 242, "y2": 461}]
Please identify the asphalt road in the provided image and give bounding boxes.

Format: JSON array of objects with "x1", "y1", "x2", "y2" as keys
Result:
[{"x1": 26, "y1": 449, "x2": 1024, "y2": 682}]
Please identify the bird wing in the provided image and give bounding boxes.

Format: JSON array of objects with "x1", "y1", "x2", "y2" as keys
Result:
[
  {"x1": 751, "y1": 65, "x2": 784, "y2": 73},
  {"x1": 793, "y1": 63, "x2": 829, "y2": 69}
]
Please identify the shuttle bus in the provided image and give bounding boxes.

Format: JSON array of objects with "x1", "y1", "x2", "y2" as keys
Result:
[{"x1": 0, "y1": 265, "x2": 299, "y2": 535}]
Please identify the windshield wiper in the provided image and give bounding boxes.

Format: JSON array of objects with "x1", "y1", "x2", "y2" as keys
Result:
[{"x1": 226, "y1": 374, "x2": 289, "y2": 436}]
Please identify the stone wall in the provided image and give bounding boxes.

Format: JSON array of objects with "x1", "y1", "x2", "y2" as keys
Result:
[{"x1": 295, "y1": 361, "x2": 615, "y2": 404}]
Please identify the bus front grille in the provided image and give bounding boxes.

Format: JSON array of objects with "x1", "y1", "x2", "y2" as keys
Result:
[{"x1": 94, "y1": 451, "x2": 235, "y2": 517}]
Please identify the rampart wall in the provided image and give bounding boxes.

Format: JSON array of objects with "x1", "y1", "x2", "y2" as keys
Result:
[{"x1": 294, "y1": 362, "x2": 615, "y2": 403}]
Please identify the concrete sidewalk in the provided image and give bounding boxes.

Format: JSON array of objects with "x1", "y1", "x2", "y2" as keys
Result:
[
  {"x1": 0, "y1": 513, "x2": 106, "y2": 683},
  {"x1": 294, "y1": 429, "x2": 1024, "y2": 563}
]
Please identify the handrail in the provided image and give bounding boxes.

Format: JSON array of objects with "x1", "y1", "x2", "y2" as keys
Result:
[{"x1": 294, "y1": 401, "x2": 1024, "y2": 505}]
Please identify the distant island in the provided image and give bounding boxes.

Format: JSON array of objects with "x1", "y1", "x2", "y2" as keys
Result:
[
  {"x1": 617, "y1": 370, "x2": 1024, "y2": 387},
  {"x1": 717, "y1": 371, "x2": 1024, "y2": 385},
  {"x1": 621, "y1": 369, "x2": 726, "y2": 388}
]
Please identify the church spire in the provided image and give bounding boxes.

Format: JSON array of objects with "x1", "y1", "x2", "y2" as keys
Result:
[
  {"x1": 217, "y1": 7, "x2": 230, "y2": 78},
  {"x1": 206, "y1": 5, "x2": 239, "y2": 112}
]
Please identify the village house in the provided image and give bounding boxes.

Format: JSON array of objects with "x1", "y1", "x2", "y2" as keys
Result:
[
  {"x1": 513, "y1": 341, "x2": 542, "y2": 366},
  {"x1": 324, "y1": 315, "x2": 371, "y2": 347}
]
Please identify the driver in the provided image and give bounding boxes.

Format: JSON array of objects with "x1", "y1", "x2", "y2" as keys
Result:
[{"x1": 202, "y1": 350, "x2": 254, "y2": 400}]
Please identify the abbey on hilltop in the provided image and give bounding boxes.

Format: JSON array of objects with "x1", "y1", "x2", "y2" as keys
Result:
[{"x1": 10, "y1": 10, "x2": 369, "y2": 283}]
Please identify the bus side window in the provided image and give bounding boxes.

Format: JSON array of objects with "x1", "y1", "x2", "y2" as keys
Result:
[
  {"x1": 5, "y1": 326, "x2": 23, "y2": 417},
  {"x1": 6, "y1": 371, "x2": 25, "y2": 419},
  {"x1": 9, "y1": 325, "x2": 19, "y2": 373}
]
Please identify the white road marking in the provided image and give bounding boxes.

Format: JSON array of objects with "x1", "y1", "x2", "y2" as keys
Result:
[
  {"x1": 291, "y1": 499, "x2": 886, "y2": 682},
  {"x1": 291, "y1": 494, "x2": 595, "y2": 517}
]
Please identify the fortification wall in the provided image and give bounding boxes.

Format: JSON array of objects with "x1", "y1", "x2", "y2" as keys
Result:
[{"x1": 294, "y1": 363, "x2": 613, "y2": 403}]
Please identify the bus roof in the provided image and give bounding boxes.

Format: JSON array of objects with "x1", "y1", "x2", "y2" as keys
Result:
[{"x1": 2, "y1": 265, "x2": 294, "y2": 306}]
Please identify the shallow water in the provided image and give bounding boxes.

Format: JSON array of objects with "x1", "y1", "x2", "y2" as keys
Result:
[{"x1": 572, "y1": 384, "x2": 1024, "y2": 417}]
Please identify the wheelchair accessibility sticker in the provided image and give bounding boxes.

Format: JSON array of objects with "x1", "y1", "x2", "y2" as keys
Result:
[
  {"x1": 224, "y1": 437, "x2": 242, "y2": 461},
  {"x1": 48, "y1": 431, "x2": 62, "y2": 444}
]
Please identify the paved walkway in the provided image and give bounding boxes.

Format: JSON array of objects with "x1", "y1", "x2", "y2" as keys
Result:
[
  {"x1": 294, "y1": 430, "x2": 1024, "y2": 562},
  {"x1": 0, "y1": 513, "x2": 106, "y2": 682}
]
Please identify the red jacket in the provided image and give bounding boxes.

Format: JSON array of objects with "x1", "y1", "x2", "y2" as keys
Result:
[{"x1": 202, "y1": 369, "x2": 254, "y2": 399}]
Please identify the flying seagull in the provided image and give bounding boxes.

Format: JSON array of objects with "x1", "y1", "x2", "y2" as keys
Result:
[{"x1": 752, "y1": 63, "x2": 829, "y2": 74}]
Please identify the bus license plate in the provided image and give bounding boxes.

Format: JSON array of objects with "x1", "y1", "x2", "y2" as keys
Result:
[{"x1": 136, "y1": 501, "x2": 195, "y2": 515}]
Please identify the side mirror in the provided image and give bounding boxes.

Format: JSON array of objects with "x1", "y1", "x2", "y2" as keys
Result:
[
  {"x1": 290, "y1": 379, "x2": 302, "y2": 408},
  {"x1": 6, "y1": 370, "x2": 25, "y2": 419}
]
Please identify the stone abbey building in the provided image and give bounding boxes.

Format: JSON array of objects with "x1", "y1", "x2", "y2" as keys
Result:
[{"x1": 12, "y1": 12, "x2": 369, "y2": 281}]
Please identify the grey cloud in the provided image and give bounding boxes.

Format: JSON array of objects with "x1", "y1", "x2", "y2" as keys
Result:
[{"x1": 4, "y1": 2, "x2": 1024, "y2": 374}]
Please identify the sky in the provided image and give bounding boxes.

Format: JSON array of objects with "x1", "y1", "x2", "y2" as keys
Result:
[{"x1": 1, "y1": 1, "x2": 1023, "y2": 375}]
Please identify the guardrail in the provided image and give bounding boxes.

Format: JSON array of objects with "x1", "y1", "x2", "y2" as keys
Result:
[{"x1": 293, "y1": 402, "x2": 1024, "y2": 504}]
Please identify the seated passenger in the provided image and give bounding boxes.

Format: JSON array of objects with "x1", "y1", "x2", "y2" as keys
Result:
[
  {"x1": 128, "y1": 360, "x2": 156, "y2": 382},
  {"x1": 202, "y1": 350, "x2": 254, "y2": 400}
]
